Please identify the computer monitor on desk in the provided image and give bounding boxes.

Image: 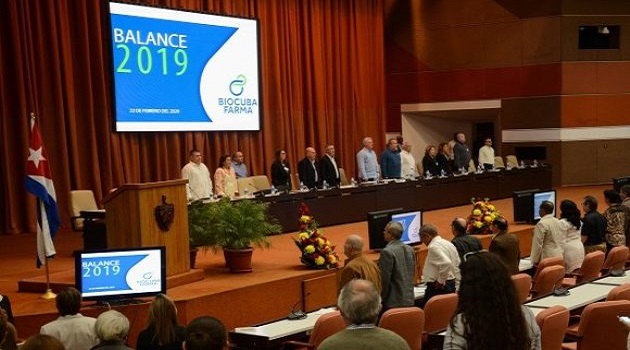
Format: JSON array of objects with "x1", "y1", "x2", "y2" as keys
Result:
[{"x1": 533, "y1": 190, "x2": 556, "y2": 221}]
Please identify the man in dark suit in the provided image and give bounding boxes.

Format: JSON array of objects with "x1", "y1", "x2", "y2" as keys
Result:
[
  {"x1": 378, "y1": 221, "x2": 415, "y2": 310},
  {"x1": 488, "y1": 216, "x2": 520, "y2": 275},
  {"x1": 297, "y1": 147, "x2": 319, "y2": 189},
  {"x1": 319, "y1": 144, "x2": 341, "y2": 187},
  {"x1": 450, "y1": 217, "x2": 482, "y2": 260}
]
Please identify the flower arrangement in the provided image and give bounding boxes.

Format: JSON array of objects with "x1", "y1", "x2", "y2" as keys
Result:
[
  {"x1": 294, "y1": 202, "x2": 340, "y2": 269},
  {"x1": 466, "y1": 197, "x2": 500, "y2": 235}
]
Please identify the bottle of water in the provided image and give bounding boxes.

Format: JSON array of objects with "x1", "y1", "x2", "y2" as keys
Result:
[
  {"x1": 375, "y1": 168, "x2": 381, "y2": 182},
  {"x1": 477, "y1": 164, "x2": 484, "y2": 173},
  {"x1": 440, "y1": 169, "x2": 446, "y2": 177},
  {"x1": 425, "y1": 170, "x2": 431, "y2": 179},
  {"x1": 243, "y1": 188, "x2": 250, "y2": 198},
  {"x1": 300, "y1": 181, "x2": 308, "y2": 191},
  {"x1": 520, "y1": 160, "x2": 525, "y2": 168},
  {"x1": 350, "y1": 177, "x2": 357, "y2": 187},
  {"x1": 533, "y1": 159, "x2": 539, "y2": 167},
  {"x1": 271, "y1": 185, "x2": 277, "y2": 195},
  {"x1": 322, "y1": 180, "x2": 329, "y2": 190}
]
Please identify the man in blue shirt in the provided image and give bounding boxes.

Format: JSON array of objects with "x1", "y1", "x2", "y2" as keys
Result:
[
  {"x1": 356, "y1": 137, "x2": 379, "y2": 182},
  {"x1": 380, "y1": 138, "x2": 401, "y2": 179},
  {"x1": 231, "y1": 151, "x2": 248, "y2": 178}
]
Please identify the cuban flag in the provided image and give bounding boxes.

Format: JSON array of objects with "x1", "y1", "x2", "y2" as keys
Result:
[{"x1": 25, "y1": 116, "x2": 60, "y2": 267}]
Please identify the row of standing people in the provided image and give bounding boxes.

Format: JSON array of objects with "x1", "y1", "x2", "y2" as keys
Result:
[{"x1": 181, "y1": 131, "x2": 484, "y2": 201}]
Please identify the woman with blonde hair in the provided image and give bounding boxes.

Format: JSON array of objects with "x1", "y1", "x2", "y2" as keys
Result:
[{"x1": 137, "y1": 294, "x2": 185, "y2": 350}]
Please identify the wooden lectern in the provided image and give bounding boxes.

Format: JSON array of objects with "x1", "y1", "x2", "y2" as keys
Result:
[{"x1": 103, "y1": 179, "x2": 189, "y2": 276}]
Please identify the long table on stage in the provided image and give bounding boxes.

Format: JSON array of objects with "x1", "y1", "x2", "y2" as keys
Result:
[
  {"x1": 82, "y1": 166, "x2": 551, "y2": 243},
  {"x1": 261, "y1": 166, "x2": 552, "y2": 232}
]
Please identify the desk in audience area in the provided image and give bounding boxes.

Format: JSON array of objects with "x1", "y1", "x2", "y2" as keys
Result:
[{"x1": 261, "y1": 167, "x2": 552, "y2": 232}]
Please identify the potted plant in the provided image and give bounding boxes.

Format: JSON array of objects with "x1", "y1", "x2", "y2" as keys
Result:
[
  {"x1": 188, "y1": 200, "x2": 219, "y2": 269},
  {"x1": 188, "y1": 198, "x2": 282, "y2": 272}
]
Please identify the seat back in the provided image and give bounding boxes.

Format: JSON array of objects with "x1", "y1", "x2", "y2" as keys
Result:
[
  {"x1": 578, "y1": 251, "x2": 605, "y2": 283},
  {"x1": 249, "y1": 175, "x2": 271, "y2": 191},
  {"x1": 468, "y1": 159, "x2": 476, "y2": 173},
  {"x1": 532, "y1": 265, "x2": 565, "y2": 297},
  {"x1": 423, "y1": 293, "x2": 458, "y2": 334},
  {"x1": 68, "y1": 190, "x2": 98, "y2": 231},
  {"x1": 535, "y1": 305, "x2": 569, "y2": 350},
  {"x1": 532, "y1": 257, "x2": 564, "y2": 282},
  {"x1": 338, "y1": 168, "x2": 350, "y2": 186},
  {"x1": 494, "y1": 156, "x2": 505, "y2": 169},
  {"x1": 576, "y1": 300, "x2": 630, "y2": 349},
  {"x1": 236, "y1": 176, "x2": 258, "y2": 194},
  {"x1": 505, "y1": 155, "x2": 518, "y2": 168},
  {"x1": 309, "y1": 311, "x2": 345, "y2": 348},
  {"x1": 511, "y1": 273, "x2": 532, "y2": 303},
  {"x1": 602, "y1": 246, "x2": 629, "y2": 274},
  {"x1": 378, "y1": 307, "x2": 425, "y2": 350},
  {"x1": 606, "y1": 284, "x2": 630, "y2": 301}
]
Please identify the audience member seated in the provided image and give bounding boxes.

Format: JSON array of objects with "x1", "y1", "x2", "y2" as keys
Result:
[
  {"x1": 559, "y1": 199, "x2": 585, "y2": 273},
  {"x1": 420, "y1": 224, "x2": 460, "y2": 307},
  {"x1": 443, "y1": 252, "x2": 541, "y2": 350},
  {"x1": 581, "y1": 195, "x2": 607, "y2": 254},
  {"x1": 21, "y1": 334, "x2": 66, "y2": 350},
  {"x1": 450, "y1": 217, "x2": 482, "y2": 261},
  {"x1": 137, "y1": 294, "x2": 185, "y2": 350},
  {"x1": 183, "y1": 316, "x2": 227, "y2": 350},
  {"x1": 318, "y1": 279, "x2": 410, "y2": 350},
  {"x1": 339, "y1": 235, "x2": 382, "y2": 293},
  {"x1": 40, "y1": 287, "x2": 98, "y2": 350},
  {"x1": 92, "y1": 310, "x2": 133, "y2": 350},
  {"x1": 489, "y1": 216, "x2": 520, "y2": 275},
  {"x1": 379, "y1": 221, "x2": 416, "y2": 310},
  {"x1": 0, "y1": 293, "x2": 13, "y2": 324},
  {"x1": 530, "y1": 201, "x2": 564, "y2": 266}
]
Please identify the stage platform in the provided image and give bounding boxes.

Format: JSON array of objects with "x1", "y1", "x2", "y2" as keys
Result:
[{"x1": 0, "y1": 185, "x2": 609, "y2": 344}]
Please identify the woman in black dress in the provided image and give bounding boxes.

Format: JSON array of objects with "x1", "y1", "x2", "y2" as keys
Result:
[{"x1": 270, "y1": 149, "x2": 291, "y2": 191}]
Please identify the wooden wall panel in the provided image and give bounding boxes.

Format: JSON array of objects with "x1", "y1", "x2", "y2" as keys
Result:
[
  {"x1": 522, "y1": 17, "x2": 562, "y2": 64},
  {"x1": 560, "y1": 141, "x2": 598, "y2": 185},
  {"x1": 597, "y1": 95, "x2": 630, "y2": 126},
  {"x1": 560, "y1": 96, "x2": 598, "y2": 127},
  {"x1": 562, "y1": 62, "x2": 630, "y2": 95},
  {"x1": 482, "y1": 21, "x2": 523, "y2": 67},
  {"x1": 562, "y1": 1, "x2": 630, "y2": 16},
  {"x1": 561, "y1": 62, "x2": 598, "y2": 94},
  {"x1": 501, "y1": 97, "x2": 561, "y2": 129},
  {"x1": 596, "y1": 140, "x2": 630, "y2": 182}
]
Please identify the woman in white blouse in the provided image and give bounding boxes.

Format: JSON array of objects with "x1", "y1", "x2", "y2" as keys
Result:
[
  {"x1": 559, "y1": 199, "x2": 585, "y2": 273},
  {"x1": 214, "y1": 154, "x2": 238, "y2": 198}
]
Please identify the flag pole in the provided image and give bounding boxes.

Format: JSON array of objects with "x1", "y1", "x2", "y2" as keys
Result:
[{"x1": 41, "y1": 255, "x2": 56, "y2": 300}]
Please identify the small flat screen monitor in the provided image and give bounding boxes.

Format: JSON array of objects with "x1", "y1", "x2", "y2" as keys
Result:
[
  {"x1": 533, "y1": 190, "x2": 556, "y2": 220},
  {"x1": 391, "y1": 211, "x2": 422, "y2": 246},
  {"x1": 75, "y1": 246, "x2": 166, "y2": 302},
  {"x1": 367, "y1": 208, "x2": 403, "y2": 251}
]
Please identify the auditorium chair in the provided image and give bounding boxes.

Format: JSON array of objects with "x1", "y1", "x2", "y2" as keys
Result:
[
  {"x1": 422, "y1": 293, "x2": 458, "y2": 345},
  {"x1": 561, "y1": 300, "x2": 630, "y2": 350},
  {"x1": 338, "y1": 168, "x2": 350, "y2": 186},
  {"x1": 236, "y1": 177, "x2": 258, "y2": 194},
  {"x1": 494, "y1": 156, "x2": 505, "y2": 169},
  {"x1": 531, "y1": 265, "x2": 565, "y2": 298},
  {"x1": 535, "y1": 305, "x2": 569, "y2": 350},
  {"x1": 602, "y1": 246, "x2": 629, "y2": 275},
  {"x1": 68, "y1": 190, "x2": 98, "y2": 231},
  {"x1": 378, "y1": 307, "x2": 425, "y2": 350},
  {"x1": 281, "y1": 311, "x2": 345, "y2": 350},
  {"x1": 566, "y1": 284, "x2": 630, "y2": 337},
  {"x1": 511, "y1": 273, "x2": 532, "y2": 303},
  {"x1": 531, "y1": 257, "x2": 564, "y2": 291},
  {"x1": 505, "y1": 155, "x2": 518, "y2": 168},
  {"x1": 562, "y1": 251, "x2": 605, "y2": 287}
]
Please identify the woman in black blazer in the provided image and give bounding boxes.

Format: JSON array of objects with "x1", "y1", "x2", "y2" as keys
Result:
[{"x1": 270, "y1": 149, "x2": 291, "y2": 191}]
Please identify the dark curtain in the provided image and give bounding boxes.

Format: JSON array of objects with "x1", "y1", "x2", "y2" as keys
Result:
[{"x1": 0, "y1": 0, "x2": 386, "y2": 234}]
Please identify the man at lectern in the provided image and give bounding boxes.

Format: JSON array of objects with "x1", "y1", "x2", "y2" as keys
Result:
[{"x1": 181, "y1": 150, "x2": 213, "y2": 201}]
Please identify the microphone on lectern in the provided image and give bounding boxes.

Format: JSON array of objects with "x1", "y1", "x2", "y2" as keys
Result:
[{"x1": 287, "y1": 292, "x2": 311, "y2": 320}]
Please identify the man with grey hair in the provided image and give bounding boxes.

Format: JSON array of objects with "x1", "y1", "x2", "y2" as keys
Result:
[
  {"x1": 319, "y1": 279, "x2": 410, "y2": 350},
  {"x1": 319, "y1": 144, "x2": 341, "y2": 187},
  {"x1": 297, "y1": 147, "x2": 319, "y2": 189},
  {"x1": 356, "y1": 137, "x2": 379, "y2": 182},
  {"x1": 420, "y1": 224, "x2": 460, "y2": 307},
  {"x1": 93, "y1": 310, "x2": 132, "y2": 349},
  {"x1": 339, "y1": 235, "x2": 382, "y2": 293},
  {"x1": 378, "y1": 221, "x2": 415, "y2": 310}
]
